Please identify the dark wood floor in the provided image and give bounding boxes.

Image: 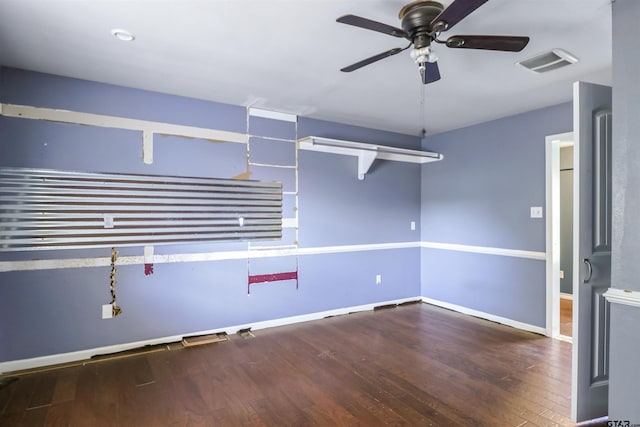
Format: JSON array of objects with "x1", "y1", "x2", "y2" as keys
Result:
[{"x1": 0, "y1": 302, "x2": 577, "y2": 426}]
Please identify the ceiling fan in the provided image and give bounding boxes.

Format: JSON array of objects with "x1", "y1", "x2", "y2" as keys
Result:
[{"x1": 337, "y1": 0, "x2": 530, "y2": 84}]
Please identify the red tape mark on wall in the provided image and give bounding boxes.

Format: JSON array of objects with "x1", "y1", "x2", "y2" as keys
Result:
[
  {"x1": 247, "y1": 271, "x2": 298, "y2": 294},
  {"x1": 144, "y1": 263, "x2": 154, "y2": 275}
]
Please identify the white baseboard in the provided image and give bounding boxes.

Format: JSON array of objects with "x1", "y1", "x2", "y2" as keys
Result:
[
  {"x1": 0, "y1": 335, "x2": 186, "y2": 375},
  {"x1": 560, "y1": 292, "x2": 574, "y2": 301},
  {"x1": 0, "y1": 296, "x2": 421, "y2": 374},
  {"x1": 1, "y1": 295, "x2": 550, "y2": 374},
  {"x1": 556, "y1": 334, "x2": 573, "y2": 343},
  {"x1": 421, "y1": 296, "x2": 547, "y2": 335}
]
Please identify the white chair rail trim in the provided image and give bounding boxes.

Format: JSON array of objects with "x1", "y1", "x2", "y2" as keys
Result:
[{"x1": 603, "y1": 288, "x2": 640, "y2": 308}]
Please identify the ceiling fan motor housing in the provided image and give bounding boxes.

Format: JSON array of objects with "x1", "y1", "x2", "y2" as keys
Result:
[{"x1": 399, "y1": 1, "x2": 444, "y2": 47}]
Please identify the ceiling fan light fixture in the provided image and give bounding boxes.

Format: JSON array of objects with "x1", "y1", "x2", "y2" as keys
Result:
[{"x1": 411, "y1": 46, "x2": 437, "y2": 64}]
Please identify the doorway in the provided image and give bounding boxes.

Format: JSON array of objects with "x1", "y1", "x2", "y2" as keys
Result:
[{"x1": 545, "y1": 131, "x2": 574, "y2": 342}]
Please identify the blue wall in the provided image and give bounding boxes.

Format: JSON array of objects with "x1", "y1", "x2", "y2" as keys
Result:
[
  {"x1": 0, "y1": 66, "x2": 579, "y2": 366},
  {"x1": 0, "y1": 68, "x2": 422, "y2": 363},
  {"x1": 420, "y1": 103, "x2": 572, "y2": 327}
]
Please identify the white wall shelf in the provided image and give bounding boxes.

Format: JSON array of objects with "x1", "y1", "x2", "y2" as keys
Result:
[{"x1": 298, "y1": 136, "x2": 443, "y2": 180}]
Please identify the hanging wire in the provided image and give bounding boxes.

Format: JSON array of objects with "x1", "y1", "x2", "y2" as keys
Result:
[
  {"x1": 110, "y1": 247, "x2": 122, "y2": 317},
  {"x1": 420, "y1": 82, "x2": 427, "y2": 137}
]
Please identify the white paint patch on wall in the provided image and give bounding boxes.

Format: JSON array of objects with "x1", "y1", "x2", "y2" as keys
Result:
[
  {"x1": 0, "y1": 103, "x2": 249, "y2": 168},
  {"x1": 248, "y1": 107, "x2": 297, "y2": 122}
]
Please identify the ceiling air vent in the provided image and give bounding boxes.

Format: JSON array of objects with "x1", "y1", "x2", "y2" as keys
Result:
[{"x1": 517, "y1": 48, "x2": 578, "y2": 73}]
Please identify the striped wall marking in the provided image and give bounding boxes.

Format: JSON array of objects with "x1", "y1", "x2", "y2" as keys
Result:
[
  {"x1": 282, "y1": 218, "x2": 298, "y2": 228},
  {"x1": 248, "y1": 111, "x2": 346, "y2": 297},
  {"x1": 0, "y1": 103, "x2": 248, "y2": 165},
  {"x1": 143, "y1": 246, "x2": 154, "y2": 263},
  {"x1": 248, "y1": 245, "x2": 298, "y2": 252},
  {"x1": 421, "y1": 241, "x2": 546, "y2": 260},
  {"x1": 142, "y1": 131, "x2": 154, "y2": 164},
  {"x1": 144, "y1": 245, "x2": 154, "y2": 276},
  {"x1": 245, "y1": 106, "x2": 299, "y2": 253},
  {"x1": 248, "y1": 162, "x2": 297, "y2": 169},
  {"x1": 422, "y1": 297, "x2": 547, "y2": 336},
  {"x1": 248, "y1": 107, "x2": 297, "y2": 123},
  {"x1": 0, "y1": 167, "x2": 282, "y2": 251}
]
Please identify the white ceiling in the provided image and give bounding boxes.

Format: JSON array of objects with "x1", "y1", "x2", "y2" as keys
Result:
[{"x1": 0, "y1": 0, "x2": 612, "y2": 136}]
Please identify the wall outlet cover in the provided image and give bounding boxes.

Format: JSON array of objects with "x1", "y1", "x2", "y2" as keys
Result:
[
  {"x1": 530, "y1": 206, "x2": 543, "y2": 218},
  {"x1": 102, "y1": 304, "x2": 113, "y2": 319}
]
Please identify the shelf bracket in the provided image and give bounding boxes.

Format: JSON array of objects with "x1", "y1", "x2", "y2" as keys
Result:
[{"x1": 357, "y1": 149, "x2": 378, "y2": 180}]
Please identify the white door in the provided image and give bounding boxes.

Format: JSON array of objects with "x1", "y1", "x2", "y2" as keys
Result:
[{"x1": 571, "y1": 81, "x2": 612, "y2": 421}]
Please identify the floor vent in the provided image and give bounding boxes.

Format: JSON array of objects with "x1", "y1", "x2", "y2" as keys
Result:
[
  {"x1": 182, "y1": 332, "x2": 229, "y2": 347},
  {"x1": 237, "y1": 327, "x2": 255, "y2": 339},
  {"x1": 374, "y1": 303, "x2": 398, "y2": 311},
  {"x1": 517, "y1": 48, "x2": 578, "y2": 73}
]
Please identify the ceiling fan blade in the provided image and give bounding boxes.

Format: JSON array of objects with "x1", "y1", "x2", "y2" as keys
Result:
[
  {"x1": 337, "y1": 15, "x2": 407, "y2": 38},
  {"x1": 341, "y1": 47, "x2": 405, "y2": 72},
  {"x1": 446, "y1": 35, "x2": 530, "y2": 52},
  {"x1": 431, "y1": 0, "x2": 488, "y2": 32},
  {"x1": 421, "y1": 61, "x2": 441, "y2": 84}
]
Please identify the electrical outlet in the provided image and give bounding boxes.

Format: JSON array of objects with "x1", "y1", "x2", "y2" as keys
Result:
[
  {"x1": 530, "y1": 206, "x2": 543, "y2": 218},
  {"x1": 103, "y1": 214, "x2": 114, "y2": 229},
  {"x1": 410, "y1": 221, "x2": 416, "y2": 231},
  {"x1": 376, "y1": 274, "x2": 382, "y2": 285},
  {"x1": 102, "y1": 304, "x2": 113, "y2": 319},
  {"x1": 560, "y1": 270, "x2": 565, "y2": 279}
]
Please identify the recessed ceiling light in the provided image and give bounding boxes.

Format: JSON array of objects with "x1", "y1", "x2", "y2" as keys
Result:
[{"x1": 111, "y1": 28, "x2": 135, "y2": 42}]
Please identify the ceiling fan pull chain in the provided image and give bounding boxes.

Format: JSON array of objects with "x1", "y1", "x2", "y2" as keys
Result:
[
  {"x1": 420, "y1": 83, "x2": 426, "y2": 136},
  {"x1": 110, "y1": 247, "x2": 123, "y2": 317}
]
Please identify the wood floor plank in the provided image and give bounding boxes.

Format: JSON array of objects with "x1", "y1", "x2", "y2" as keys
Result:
[
  {"x1": 43, "y1": 401, "x2": 73, "y2": 427},
  {"x1": 0, "y1": 411, "x2": 23, "y2": 426},
  {"x1": 318, "y1": 308, "x2": 570, "y2": 426},
  {"x1": 27, "y1": 371, "x2": 56, "y2": 410},
  {"x1": 20, "y1": 406, "x2": 48, "y2": 426},
  {"x1": 314, "y1": 315, "x2": 525, "y2": 426},
  {"x1": 0, "y1": 378, "x2": 15, "y2": 415},
  {"x1": 50, "y1": 365, "x2": 80, "y2": 404},
  {"x1": 561, "y1": 298, "x2": 573, "y2": 337},
  {"x1": 69, "y1": 364, "x2": 101, "y2": 427},
  {"x1": 1, "y1": 374, "x2": 36, "y2": 415}
]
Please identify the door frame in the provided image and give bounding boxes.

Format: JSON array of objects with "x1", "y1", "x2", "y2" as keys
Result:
[{"x1": 545, "y1": 131, "x2": 574, "y2": 341}]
